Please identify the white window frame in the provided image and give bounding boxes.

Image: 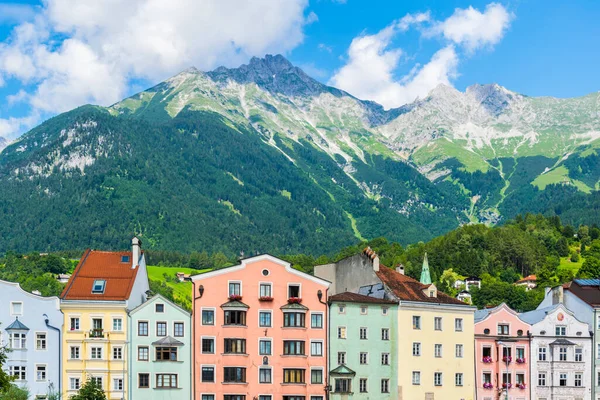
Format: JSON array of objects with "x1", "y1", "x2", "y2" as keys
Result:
[
  {"x1": 434, "y1": 372, "x2": 443, "y2": 386},
  {"x1": 70, "y1": 346, "x2": 80, "y2": 360},
  {"x1": 201, "y1": 307, "x2": 216, "y2": 326},
  {"x1": 287, "y1": 282, "x2": 302, "y2": 299},
  {"x1": 258, "y1": 366, "x2": 272, "y2": 384},
  {"x1": 338, "y1": 326, "x2": 347, "y2": 339},
  {"x1": 359, "y1": 327, "x2": 368, "y2": 340},
  {"x1": 310, "y1": 340, "x2": 324, "y2": 357},
  {"x1": 258, "y1": 310, "x2": 273, "y2": 328},
  {"x1": 359, "y1": 352, "x2": 369, "y2": 365},
  {"x1": 258, "y1": 282, "x2": 273, "y2": 298},
  {"x1": 412, "y1": 371, "x2": 421, "y2": 385},
  {"x1": 310, "y1": 367, "x2": 324, "y2": 384},
  {"x1": 35, "y1": 364, "x2": 47, "y2": 382},
  {"x1": 35, "y1": 331, "x2": 47, "y2": 351},
  {"x1": 10, "y1": 301, "x2": 23, "y2": 316},
  {"x1": 201, "y1": 364, "x2": 217, "y2": 383},
  {"x1": 112, "y1": 317, "x2": 123, "y2": 332},
  {"x1": 310, "y1": 312, "x2": 324, "y2": 329},
  {"x1": 413, "y1": 342, "x2": 421, "y2": 356},
  {"x1": 258, "y1": 337, "x2": 273, "y2": 356},
  {"x1": 112, "y1": 346, "x2": 123, "y2": 360},
  {"x1": 227, "y1": 280, "x2": 242, "y2": 296},
  {"x1": 456, "y1": 344, "x2": 464, "y2": 358},
  {"x1": 381, "y1": 352, "x2": 390, "y2": 365},
  {"x1": 201, "y1": 336, "x2": 217, "y2": 355}
]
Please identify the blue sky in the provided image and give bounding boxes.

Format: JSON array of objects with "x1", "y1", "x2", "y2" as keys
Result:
[{"x1": 0, "y1": 0, "x2": 599, "y2": 139}]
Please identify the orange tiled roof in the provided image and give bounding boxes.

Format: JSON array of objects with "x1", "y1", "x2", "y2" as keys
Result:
[
  {"x1": 516, "y1": 274, "x2": 537, "y2": 283},
  {"x1": 61, "y1": 249, "x2": 140, "y2": 301}
]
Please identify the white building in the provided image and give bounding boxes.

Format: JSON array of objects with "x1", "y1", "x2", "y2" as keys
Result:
[{"x1": 520, "y1": 303, "x2": 592, "y2": 400}]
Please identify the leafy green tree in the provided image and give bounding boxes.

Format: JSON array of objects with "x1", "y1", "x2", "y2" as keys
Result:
[
  {"x1": 563, "y1": 225, "x2": 576, "y2": 239},
  {"x1": 438, "y1": 268, "x2": 461, "y2": 296},
  {"x1": 555, "y1": 237, "x2": 570, "y2": 257},
  {"x1": 577, "y1": 257, "x2": 600, "y2": 279},
  {"x1": 0, "y1": 385, "x2": 29, "y2": 400},
  {"x1": 210, "y1": 252, "x2": 230, "y2": 269},
  {"x1": 70, "y1": 379, "x2": 107, "y2": 400},
  {"x1": 571, "y1": 252, "x2": 580, "y2": 262},
  {"x1": 0, "y1": 325, "x2": 13, "y2": 392}
]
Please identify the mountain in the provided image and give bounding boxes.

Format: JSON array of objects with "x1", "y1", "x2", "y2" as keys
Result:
[
  {"x1": 0, "y1": 55, "x2": 598, "y2": 254},
  {"x1": 0, "y1": 137, "x2": 6, "y2": 153}
]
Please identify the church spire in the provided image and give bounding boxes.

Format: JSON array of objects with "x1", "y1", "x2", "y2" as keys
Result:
[{"x1": 420, "y1": 252, "x2": 432, "y2": 285}]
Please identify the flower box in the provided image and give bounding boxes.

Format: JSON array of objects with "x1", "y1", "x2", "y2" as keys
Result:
[
  {"x1": 259, "y1": 296, "x2": 274, "y2": 302},
  {"x1": 516, "y1": 357, "x2": 526, "y2": 364},
  {"x1": 228, "y1": 294, "x2": 242, "y2": 301},
  {"x1": 502, "y1": 383, "x2": 512, "y2": 389},
  {"x1": 502, "y1": 356, "x2": 512, "y2": 363},
  {"x1": 482, "y1": 356, "x2": 493, "y2": 363},
  {"x1": 287, "y1": 297, "x2": 302, "y2": 304},
  {"x1": 517, "y1": 383, "x2": 526, "y2": 390},
  {"x1": 483, "y1": 382, "x2": 493, "y2": 389}
]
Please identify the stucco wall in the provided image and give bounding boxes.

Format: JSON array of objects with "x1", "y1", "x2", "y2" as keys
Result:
[{"x1": 314, "y1": 253, "x2": 381, "y2": 296}]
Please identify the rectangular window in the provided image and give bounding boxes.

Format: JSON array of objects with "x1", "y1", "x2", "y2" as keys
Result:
[
  {"x1": 483, "y1": 373, "x2": 491, "y2": 384},
  {"x1": 288, "y1": 284, "x2": 300, "y2": 299},
  {"x1": 497, "y1": 324, "x2": 509, "y2": 335},
  {"x1": 516, "y1": 373, "x2": 525, "y2": 385},
  {"x1": 381, "y1": 328, "x2": 389, "y2": 340},
  {"x1": 359, "y1": 327, "x2": 368, "y2": 339},
  {"x1": 559, "y1": 373, "x2": 567, "y2": 386},
  {"x1": 556, "y1": 325, "x2": 567, "y2": 336},
  {"x1": 224, "y1": 338, "x2": 246, "y2": 354},
  {"x1": 155, "y1": 303, "x2": 164, "y2": 313},
  {"x1": 335, "y1": 378, "x2": 351, "y2": 393},
  {"x1": 575, "y1": 373, "x2": 582, "y2": 387},
  {"x1": 70, "y1": 346, "x2": 80, "y2": 359},
  {"x1": 413, "y1": 316, "x2": 421, "y2": 329},
  {"x1": 259, "y1": 339, "x2": 272, "y2": 355},
  {"x1": 381, "y1": 378, "x2": 390, "y2": 393},
  {"x1": 36, "y1": 333, "x2": 47, "y2": 350},
  {"x1": 360, "y1": 306, "x2": 368, "y2": 315},
  {"x1": 311, "y1": 341, "x2": 323, "y2": 356},
  {"x1": 113, "y1": 347, "x2": 123, "y2": 360},
  {"x1": 174, "y1": 322, "x2": 184, "y2": 337},
  {"x1": 138, "y1": 373, "x2": 149, "y2": 388},
  {"x1": 456, "y1": 344, "x2": 463, "y2": 358},
  {"x1": 434, "y1": 344, "x2": 442, "y2": 358},
  {"x1": 412, "y1": 371, "x2": 421, "y2": 385},
  {"x1": 70, "y1": 378, "x2": 80, "y2": 390},
  {"x1": 434, "y1": 317, "x2": 442, "y2": 331},
  {"x1": 92, "y1": 280, "x2": 106, "y2": 294},
  {"x1": 225, "y1": 396, "x2": 246, "y2": 400},
  {"x1": 283, "y1": 369, "x2": 304, "y2": 384},
  {"x1": 91, "y1": 377, "x2": 102, "y2": 388},
  {"x1": 228, "y1": 282, "x2": 241, "y2": 296},
  {"x1": 35, "y1": 365, "x2": 46, "y2": 381},
  {"x1": 283, "y1": 313, "x2": 305, "y2": 327},
  {"x1": 156, "y1": 374, "x2": 177, "y2": 388},
  {"x1": 338, "y1": 352, "x2": 346, "y2": 365},
  {"x1": 156, "y1": 347, "x2": 177, "y2": 361},
  {"x1": 112, "y1": 318, "x2": 122, "y2": 331},
  {"x1": 259, "y1": 368, "x2": 272, "y2": 384},
  {"x1": 575, "y1": 347, "x2": 583, "y2": 362},
  {"x1": 70, "y1": 317, "x2": 80, "y2": 331},
  {"x1": 338, "y1": 326, "x2": 346, "y2": 339},
  {"x1": 224, "y1": 310, "x2": 246, "y2": 326},
  {"x1": 538, "y1": 372, "x2": 546, "y2": 386},
  {"x1": 382, "y1": 307, "x2": 389, "y2": 315},
  {"x1": 202, "y1": 309, "x2": 215, "y2": 325},
  {"x1": 259, "y1": 311, "x2": 272, "y2": 327},
  {"x1": 559, "y1": 347, "x2": 567, "y2": 361},
  {"x1": 201, "y1": 366, "x2": 215, "y2": 382},
  {"x1": 413, "y1": 342, "x2": 421, "y2": 356},
  {"x1": 455, "y1": 318, "x2": 463, "y2": 332},
  {"x1": 91, "y1": 347, "x2": 103, "y2": 359},
  {"x1": 259, "y1": 283, "x2": 272, "y2": 297},
  {"x1": 539, "y1": 347, "x2": 547, "y2": 361},
  {"x1": 202, "y1": 338, "x2": 215, "y2": 354},
  {"x1": 516, "y1": 347, "x2": 525, "y2": 360},
  {"x1": 311, "y1": 369, "x2": 323, "y2": 384},
  {"x1": 360, "y1": 378, "x2": 368, "y2": 392},
  {"x1": 138, "y1": 346, "x2": 149, "y2": 361},
  {"x1": 338, "y1": 305, "x2": 346, "y2": 314},
  {"x1": 434, "y1": 373, "x2": 442, "y2": 386},
  {"x1": 9, "y1": 333, "x2": 26, "y2": 349},
  {"x1": 138, "y1": 321, "x2": 148, "y2": 336},
  {"x1": 223, "y1": 367, "x2": 246, "y2": 383},
  {"x1": 311, "y1": 313, "x2": 323, "y2": 329},
  {"x1": 156, "y1": 322, "x2": 167, "y2": 336},
  {"x1": 482, "y1": 346, "x2": 491, "y2": 358},
  {"x1": 360, "y1": 352, "x2": 368, "y2": 364},
  {"x1": 11, "y1": 302, "x2": 23, "y2": 315},
  {"x1": 455, "y1": 373, "x2": 463, "y2": 386},
  {"x1": 283, "y1": 340, "x2": 305, "y2": 355},
  {"x1": 381, "y1": 352, "x2": 390, "y2": 365},
  {"x1": 9, "y1": 366, "x2": 26, "y2": 381}
]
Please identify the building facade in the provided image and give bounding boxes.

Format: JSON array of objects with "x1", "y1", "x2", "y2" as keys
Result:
[
  {"x1": 0, "y1": 280, "x2": 63, "y2": 398},
  {"x1": 328, "y1": 292, "x2": 399, "y2": 400},
  {"x1": 315, "y1": 248, "x2": 476, "y2": 400},
  {"x1": 60, "y1": 238, "x2": 149, "y2": 400},
  {"x1": 520, "y1": 303, "x2": 592, "y2": 400},
  {"x1": 474, "y1": 303, "x2": 531, "y2": 400},
  {"x1": 128, "y1": 293, "x2": 192, "y2": 399},
  {"x1": 191, "y1": 254, "x2": 330, "y2": 400}
]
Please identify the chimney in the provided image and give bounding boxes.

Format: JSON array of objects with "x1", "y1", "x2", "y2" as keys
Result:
[
  {"x1": 132, "y1": 237, "x2": 141, "y2": 269},
  {"x1": 396, "y1": 264, "x2": 405, "y2": 275},
  {"x1": 551, "y1": 286, "x2": 564, "y2": 305}
]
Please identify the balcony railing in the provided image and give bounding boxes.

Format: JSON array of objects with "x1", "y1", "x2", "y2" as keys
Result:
[{"x1": 89, "y1": 328, "x2": 104, "y2": 338}]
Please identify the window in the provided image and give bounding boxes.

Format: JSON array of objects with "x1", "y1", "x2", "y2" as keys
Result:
[
  {"x1": 413, "y1": 316, "x2": 421, "y2": 329},
  {"x1": 70, "y1": 346, "x2": 80, "y2": 359},
  {"x1": 559, "y1": 347, "x2": 567, "y2": 361},
  {"x1": 360, "y1": 378, "x2": 368, "y2": 392},
  {"x1": 91, "y1": 347, "x2": 103, "y2": 359},
  {"x1": 113, "y1": 347, "x2": 123, "y2": 360},
  {"x1": 70, "y1": 378, "x2": 81, "y2": 390},
  {"x1": 138, "y1": 321, "x2": 148, "y2": 336},
  {"x1": 360, "y1": 352, "x2": 368, "y2": 364},
  {"x1": 112, "y1": 318, "x2": 122, "y2": 331},
  {"x1": 156, "y1": 322, "x2": 167, "y2": 336},
  {"x1": 575, "y1": 347, "x2": 583, "y2": 362},
  {"x1": 382, "y1": 307, "x2": 389, "y2": 315},
  {"x1": 92, "y1": 280, "x2": 106, "y2": 294},
  {"x1": 282, "y1": 397, "x2": 303, "y2": 400},
  {"x1": 556, "y1": 325, "x2": 567, "y2": 336},
  {"x1": 455, "y1": 318, "x2": 463, "y2": 332},
  {"x1": 502, "y1": 372, "x2": 512, "y2": 386},
  {"x1": 311, "y1": 313, "x2": 323, "y2": 329},
  {"x1": 502, "y1": 346, "x2": 512, "y2": 359},
  {"x1": 455, "y1": 373, "x2": 463, "y2": 386},
  {"x1": 155, "y1": 303, "x2": 164, "y2": 313},
  {"x1": 498, "y1": 324, "x2": 509, "y2": 335},
  {"x1": 259, "y1": 339, "x2": 272, "y2": 355},
  {"x1": 381, "y1": 378, "x2": 390, "y2": 393},
  {"x1": 482, "y1": 346, "x2": 491, "y2": 359},
  {"x1": 229, "y1": 282, "x2": 241, "y2": 296},
  {"x1": 36, "y1": 365, "x2": 46, "y2": 381},
  {"x1": 9, "y1": 366, "x2": 26, "y2": 380},
  {"x1": 575, "y1": 373, "x2": 582, "y2": 387},
  {"x1": 283, "y1": 340, "x2": 305, "y2": 355},
  {"x1": 338, "y1": 352, "x2": 346, "y2": 365},
  {"x1": 259, "y1": 311, "x2": 272, "y2": 327},
  {"x1": 335, "y1": 378, "x2": 351, "y2": 393},
  {"x1": 413, "y1": 342, "x2": 421, "y2": 356},
  {"x1": 174, "y1": 322, "x2": 184, "y2": 337},
  {"x1": 91, "y1": 377, "x2": 103, "y2": 388},
  {"x1": 381, "y1": 328, "x2": 389, "y2": 340},
  {"x1": 156, "y1": 374, "x2": 177, "y2": 388},
  {"x1": 9, "y1": 333, "x2": 26, "y2": 349},
  {"x1": 70, "y1": 317, "x2": 80, "y2": 331},
  {"x1": 381, "y1": 352, "x2": 390, "y2": 365},
  {"x1": 201, "y1": 366, "x2": 215, "y2": 382},
  {"x1": 434, "y1": 344, "x2": 442, "y2": 358},
  {"x1": 11, "y1": 302, "x2": 23, "y2": 315},
  {"x1": 92, "y1": 318, "x2": 103, "y2": 331},
  {"x1": 338, "y1": 305, "x2": 346, "y2": 314},
  {"x1": 412, "y1": 371, "x2": 421, "y2": 385},
  {"x1": 311, "y1": 341, "x2": 323, "y2": 356},
  {"x1": 516, "y1": 347, "x2": 525, "y2": 360},
  {"x1": 338, "y1": 326, "x2": 347, "y2": 339},
  {"x1": 36, "y1": 333, "x2": 46, "y2": 350},
  {"x1": 284, "y1": 313, "x2": 305, "y2": 327},
  {"x1": 121, "y1": 255, "x2": 130, "y2": 263},
  {"x1": 259, "y1": 283, "x2": 272, "y2": 297},
  {"x1": 225, "y1": 396, "x2": 246, "y2": 400},
  {"x1": 311, "y1": 369, "x2": 323, "y2": 384},
  {"x1": 559, "y1": 373, "x2": 567, "y2": 386},
  {"x1": 538, "y1": 372, "x2": 547, "y2": 386},
  {"x1": 202, "y1": 338, "x2": 215, "y2": 354},
  {"x1": 360, "y1": 306, "x2": 368, "y2": 315},
  {"x1": 223, "y1": 367, "x2": 246, "y2": 383},
  {"x1": 283, "y1": 369, "x2": 304, "y2": 384},
  {"x1": 539, "y1": 347, "x2": 547, "y2": 361},
  {"x1": 288, "y1": 284, "x2": 300, "y2": 298},
  {"x1": 456, "y1": 344, "x2": 463, "y2": 358},
  {"x1": 138, "y1": 373, "x2": 149, "y2": 388},
  {"x1": 224, "y1": 310, "x2": 246, "y2": 326},
  {"x1": 259, "y1": 368, "x2": 272, "y2": 384},
  {"x1": 202, "y1": 309, "x2": 215, "y2": 325},
  {"x1": 156, "y1": 347, "x2": 177, "y2": 361},
  {"x1": 434, "y1": 373, "x2": 442, "y2": 386},
  {"x1": 597, "y1": 343, "x2": 600, "y2": 359},
  {"x1": 224, "y1": 338, "x2": 246, "y2": 354},
  {"x1": 138, "y1": 346, "x2": 149, "y2": 361},
  {"x1": 483, "y1": 372, "x2": 491, "y2": 384},
  {"x1": 434, "y1": 317, "x2": 442, "y2": 331},
  {"x1": 359, "y1": 327, "x2": 368, "y2": 339}
]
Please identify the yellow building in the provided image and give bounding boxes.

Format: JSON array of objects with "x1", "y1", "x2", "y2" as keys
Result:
[{"x1": 60, "y1": 238, "x2": 149, "y2": 399}]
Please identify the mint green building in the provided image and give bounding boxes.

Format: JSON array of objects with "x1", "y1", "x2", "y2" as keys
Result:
[
  {"x1": 128, "y1": 294, "x2": 191, "y2": 399},
  {"x1": 329, "y1": 292, "x2": 399, "y2": 400}
]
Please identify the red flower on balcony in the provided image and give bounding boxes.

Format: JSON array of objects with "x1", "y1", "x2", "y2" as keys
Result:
[
  {"x1": 228, "y1": 294, "x2": 242, "y2": 301},
  {"x1": 483, "y1": 382, "x2": 493, "y2": 389},
  {"x1": 259, "y1": 296, "x2": 274, "y2": 302},
  {"x1": 517, "y1": 383, "x2": 526, "y2": 389},
  {"x1": 482, "y1": 356, "x2": 493, "y2": 363},
  {"x1": 502, "y1": 356, "x2": 512, "y2": 363},
  {"x1": 502, "y1": 382, "x2": 512, "y2": 389},
  {"x1": 516, "y1": 357, "x2": 526, "y2": 364},
  {"x1": 287, "y1": 297, "x2": 302, "y2": 304}
]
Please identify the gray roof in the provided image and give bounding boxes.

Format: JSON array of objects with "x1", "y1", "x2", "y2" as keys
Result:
[
  {"x1": 6, "y1": 317, "x2": 29, "y2": 331},
  {"x1": 152, "y1": 336, "x2": 184, "y2": 346},
  {"x1": 220, "y1": 300, "x2": 249, "y2": 309},
  {"x1": 280, "y1": 302, "x2": 308, "y2": 311},
  {"x1": 519, "y1": 304, "x2": 559, "y2": 325},
  {"x1": 474, "y1": 308, "x2": 492, "y2": 323},
  {"x1": 550, "y1": 338, "x2": 577, "y2": 346},
  {"x1": 358, "y1": 283, "x2": 387, "y2": 299},
  {"x1": 574, "y1": 278, "x2": 600, "y2": 286}
]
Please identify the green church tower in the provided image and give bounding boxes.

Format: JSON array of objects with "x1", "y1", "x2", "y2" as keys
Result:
[{"x1": 420, "y1": 252, "x2": 432, "y2": 284}]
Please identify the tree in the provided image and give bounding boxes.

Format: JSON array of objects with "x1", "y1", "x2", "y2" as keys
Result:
[
  {"x1": 70, "y1": 379, "x2": 107, "y2": 400},
  {"x1": 577, "y1": 257, "x2": 600, "y2": 279},
  {"x1": 0, "y1": 385, "x2": 29, "y2": 400},
  {"x1": 438, "y1": 268, "x2": 461, "y2": 296},
  {"x1": 555, "y1": 237, "x2": 570, "y2": 257},
  {"x1": 0, "y1": 324, "x2": 13, "y2": 393}
]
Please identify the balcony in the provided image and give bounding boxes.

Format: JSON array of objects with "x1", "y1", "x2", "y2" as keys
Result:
[{"x1": 89, "y1": 328, "x2": 105, "y2": 338}]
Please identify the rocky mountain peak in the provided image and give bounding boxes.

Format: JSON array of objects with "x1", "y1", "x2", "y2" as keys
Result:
[{"x1": 466, "y1": 83, "x2": 520, "y2": 116}]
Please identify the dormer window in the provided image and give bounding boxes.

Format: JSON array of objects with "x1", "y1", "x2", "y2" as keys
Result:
[
  {"x1": 92, "y1": 280, "x2": 106, "y2": 294},
  {"x1": 429, "y1": 291, "x2": 435, "y2": 297},
  {"x1": 121, "y1": 255, "x2": 130, "y2": 263}
]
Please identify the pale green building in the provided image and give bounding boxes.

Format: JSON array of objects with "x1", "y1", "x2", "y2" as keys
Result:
[
  {"x1": 329, "y1": 292, "x2": 399, "y2": 400},
  {"x1": 128, "y1": 294, "x2": 191, "y2": 400}
]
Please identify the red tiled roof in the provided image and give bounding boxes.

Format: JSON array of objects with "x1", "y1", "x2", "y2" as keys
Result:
[
  {"x1": 516, "y1": 274, "x2": 537, "y2": 283},
  {"x1": 61, "y1": 249, "x2": 140, "y2": 301},
  {"x1": 329, "y1": 292, "x2": 398, "y2": 304}
]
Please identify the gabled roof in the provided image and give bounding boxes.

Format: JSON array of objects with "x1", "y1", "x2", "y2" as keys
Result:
[
  {"x1": 330, "y1": 365, "x2": 356, "y2": 375},
  {"x1": 152, "y1": 336, "x2": 184, "y2": 346},
  {"x1": 220, "y1": 300, "x2": 249, "y2": 309},
  {"x1": 516, "y1": 274, "x2": 537, "y2": 283},
  {"x1": 550, "y1": 338, "x2": 576, "y2": 346},
  {"x1": 280, "y1": 302, "x2": 309, "y2": 311},
  {"x1": 329, "y1": 292, "x2": 397, "y2": 305},
  {"x1": 61, "y1": 249, "x2": 140, "y2": 301},
  {"x1": 6, "y1": 317, "x2": 29, "y2": 331},
  {"x1": 128, "y1": 293, "x2": 191, "y2": 316},
  {"x1": 474, "y1": 303, "x2": 524, "y2": 324}
]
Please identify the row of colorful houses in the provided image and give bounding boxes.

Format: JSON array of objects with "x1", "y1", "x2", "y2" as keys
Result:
[{"x1": 2, "y1": 240, "x2": 600, "y2": 400}]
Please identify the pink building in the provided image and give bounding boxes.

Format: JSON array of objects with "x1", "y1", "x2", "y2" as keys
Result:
[
  {"x1": 191, "y1": 254, "x2": 330, "y2": 400},
  {"x1": 474, "y1": 303, "x2": 531, "y2": 400}
]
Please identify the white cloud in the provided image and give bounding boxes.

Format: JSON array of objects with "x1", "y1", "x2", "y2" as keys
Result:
[
  {"x1": 330, "y1": 3, "x2": 512, "y2": 109},
  {"x1": 7, "y1": 89, "x2": 28, "y2": 106},
  {"x1": 0, "y1": 113, "x2": 40, "y2": 138}
]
